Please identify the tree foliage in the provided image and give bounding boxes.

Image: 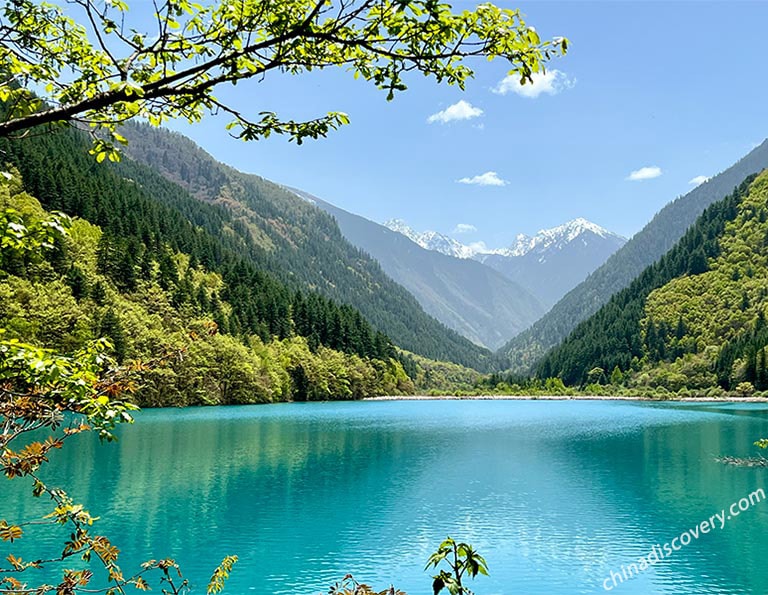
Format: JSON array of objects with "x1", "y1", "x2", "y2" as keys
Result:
[
  {"x1": 0, "y1": 173, "x2": 426, "y2": 405},
  {"x1": 501, "y1": 139, "x2": 768, "y2": 374},
  {"x1": 537, "y1": 171, "x2": 768, "y2": 395},
  {"x1": 0, "y1": 0, "x2": 566, "y2": 158},
  {"x1": 0, "y1": 116, "x2": 494, "y2": 370},
  {"x1": 0, "y1": 204, "x2": 241, "y2": 594}
]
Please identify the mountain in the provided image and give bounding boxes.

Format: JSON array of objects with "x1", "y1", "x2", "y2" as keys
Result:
[
  {"x1": 384, "y1": 218, "x2": 626, "y2": 309},
  {"x1": 299, "y1": 192, "x2": 545, "y2": 350},
  {"x1": 0, "y1": 122, "x2": 494, "y2": 372},
  {"x1": 501, "y1": 138, "x2": 768, "y2": 372},
  {"x1": 113, "y1": 123, "x2": 495, "y2": 370},
  {"x1": 537, "y1": 171, "x2": 767, "y2": 396},
  {"x1": 0, "y1": 169, "x2": 418, "y2": 405},
  {"x1": 384, "y1": 219, "x2": 482, "y2": 259},
  {"x1": 478, "y1": 219, "x2": 626, "y2": 308},
  {"x1": 506, "y1": 218, "x2": 618, "y2": 255}
]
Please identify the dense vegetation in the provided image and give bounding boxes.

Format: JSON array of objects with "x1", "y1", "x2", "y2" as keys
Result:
[
  {"x1": 500, "y1": 139, "x2": 768, "y2": 373},
  {"x1": 0, "y1": 201, "x2": 232, "y2": 593},
  {"x1": 121, "y1": 124, "x2": 495, "y2": 368},
  {"x1": 0, "y1": 123, "x2": 493, "y2": 371},
  {"x1": 538, "y1": 171, "x2": 768, "y2": 396},
  {"x1": 0, "y1": 170, "x2": 424, "y2": 404}
]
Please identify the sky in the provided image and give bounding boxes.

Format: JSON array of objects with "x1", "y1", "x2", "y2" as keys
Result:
[{"x1": 163, "y1": 1, "x2": 768, "y2": 248}]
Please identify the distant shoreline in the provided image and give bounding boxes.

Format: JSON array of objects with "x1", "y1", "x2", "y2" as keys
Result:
[{"x1": 364, "y1": 395, "x2": 768, "y2": 403}]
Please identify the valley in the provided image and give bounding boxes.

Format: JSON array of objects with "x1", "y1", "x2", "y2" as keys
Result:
[{"x1": 2, "y1": 1, "x2": 768, "y2": 595}]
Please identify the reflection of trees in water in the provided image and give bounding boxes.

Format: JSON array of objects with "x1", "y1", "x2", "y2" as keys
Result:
[{"x1": 4, "y1": 403, "x2": 768, "y2": 594}]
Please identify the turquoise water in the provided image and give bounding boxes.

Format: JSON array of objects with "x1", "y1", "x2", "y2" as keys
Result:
[{"x1": 3, "y1": 400, "x2": 768, "y2": 594}]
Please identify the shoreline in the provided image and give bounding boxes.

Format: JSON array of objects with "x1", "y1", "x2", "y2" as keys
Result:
[{"x1": 364, "y1": 395, "x2": 768, "y2": 403}]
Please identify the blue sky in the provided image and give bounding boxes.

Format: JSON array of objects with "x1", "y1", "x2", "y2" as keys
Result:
[{"x1": 166, "y1": 1, "x2": 768, "y2": 246}]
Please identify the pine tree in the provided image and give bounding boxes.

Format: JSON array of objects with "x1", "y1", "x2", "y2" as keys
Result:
[
  {"x1": 91, "y1": 281, "x2": 107, "y2": 305},
  {"x1": 65, "y1": 265, "x2": 89, "y2": 299},
  {"x1": 675, "y1": 315, "x2": 687, "y2": 340},
  {"x1": 757, "y1": 348, "x2": 767, "y2": 391},
  {"x1": 100, "y1": 308, "x2": 127, "y2": 363},
  {"x1": 687, "y1": 249, "x2": 708, "y2": 275}
]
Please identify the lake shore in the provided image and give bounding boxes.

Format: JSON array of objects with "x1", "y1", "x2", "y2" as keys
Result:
[{"x1": 364, "y1": 394, "x2": 768, "y2": 403}]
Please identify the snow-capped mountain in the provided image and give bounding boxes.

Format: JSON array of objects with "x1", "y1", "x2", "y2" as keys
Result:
[
  {"x1": 503, "y1": 218, "x2": 625, "y2": 259},
  {"x1": 295, "y1": 211, "x2": 545, "y2": 351},
  {"x1": 384, "y1": 219, "x2": 481, "y2": 259},
  {"x1": 385, "y1": 217, "x2": 624, "y2": 260},
  {"x1": 384, "y1": 217, "x2": 627, "y2": 308}
]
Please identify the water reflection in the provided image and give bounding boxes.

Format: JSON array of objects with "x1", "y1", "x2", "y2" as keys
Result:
[{"x1": 2, "y1": 401, "x2": 767, "y2": 595}]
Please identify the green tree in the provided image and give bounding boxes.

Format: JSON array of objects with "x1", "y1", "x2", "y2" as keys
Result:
[
  {"x1": 586, "y1": 366, "x2": 606, "y2": 385},
  {"x1": 100, "y1": 307, "x2": 127, "y2": 362},
  {"x1": 757, "y1": 347, "x2": 767, "y2": 391},
  {"x1": 0, "y1": 0, "x2": 566, "y2": 159},
  {"x1": 687, "y1": 248, "x2": 708, "y2": 275},
  {"x1": 65, "y1": 264, "x2": 89, "y2": 298},
  {"x1": 0, "y1": 204, "x2": 238, "y2": 595}
]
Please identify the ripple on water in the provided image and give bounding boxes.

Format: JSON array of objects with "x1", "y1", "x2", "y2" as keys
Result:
[{"x1": 2, "y1": 400, "x2": 768, "y2": 595}]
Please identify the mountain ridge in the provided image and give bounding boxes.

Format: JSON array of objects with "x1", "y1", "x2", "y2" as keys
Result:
[
  {"x1": 384, "y1": 217, "x2": 626, "y2": 309},
  {"x1": 503, "y1": 218, "x2": 626, "y2": 258},
  {"x1": 537, "y1": 171, "x2": 768, "y2": 396},
  {"x1": 383, "y1": 217, "x2": 625, "y2": 260},
  {"x1": 296, "y1": 189, "x2": 546, "y2": 350},
  {"x1": 115, "y1": 123, "x2": 496, "y2": 370},
  {"x1": 501, "y1": 138, "x2": 768, "y2": 371},
  {"x1": 0, "y1": 121, "x2": 494, "y2": 371}
]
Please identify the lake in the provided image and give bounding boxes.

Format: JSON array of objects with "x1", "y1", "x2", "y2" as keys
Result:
[{"x1": 2, "y1": 400, "x2": 768, "y2": 594}]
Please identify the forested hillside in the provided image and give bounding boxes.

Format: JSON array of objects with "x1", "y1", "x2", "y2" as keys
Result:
[
  {"x1": 501, "y1": 139, "x2": 768, "y2": 372},
  {"x1": 539, "y1": 171, "x2": 768, "y2": 395},
  {"x1": 0, "y1": 173, "x2": 422, "y2": 404},
  {"x1": 0, "y1": 124, "x2": 493, "y2": 371},
  {"x1": 118, "y1": 123, "x2": 494, "y2": 369}
]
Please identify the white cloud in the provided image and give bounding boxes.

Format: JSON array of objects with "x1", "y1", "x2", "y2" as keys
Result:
[
  {"x1": 453, "y1": 223, "x2": 477, "y2": 234},
  {"x1": 492, "y1": 69, "x2": 575, "y2": 98},
  {"x1": 456, "y1": 171, "x2": 508, "y2": 187},
  {"x1": 689, "y1": 175, "x2": 710, "y2": 186},
  {"x1": 467, "y1": 241, "x2": 490, "y2": 253},
  {"x1": 627, "y1": 166, "x2": 662, "y2": 181},
  {"x1": 427, "y1": 100, "x2": 483, "y2": 124}
]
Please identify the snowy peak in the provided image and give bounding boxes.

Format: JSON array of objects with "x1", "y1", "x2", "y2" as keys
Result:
[
  {"x1": 507, "y1": 218, "x2": 625, "y2": 257},
  {"x1": 384, "y1": 219, "x2": 420, "y2": 243},
  {"x1": 382, "y1": 215, "x2": 625, "y2": 318},
  {"x1": 384, "y1": 217, "x2": 625, "y2": 260},
  {"x1": 384, "y1": 219, "x2": 478, "y2": 259}
]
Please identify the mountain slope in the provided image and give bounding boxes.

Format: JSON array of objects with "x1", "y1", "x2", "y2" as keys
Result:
[
  {"x1": 384, "y1": 218, "x2": 626, "y2": 309},
  {"x1": 296, "y1": 190, "x2": 546, "y2": 350},
  {"x1": 479, "y1": 219, "x2": 626, "y2": 308},
  {"x1": 0, "y1": 173, "x2": 416, "y2": 405},
  {"x1": 116, "y1": 123, "x2": 494, "y2": 370},
  {"x1": 501, "y1": 139, "x2": 768, "y2": 371},
  {"x1": 538, "y1": 171, "x2": 767, "y2": 393}
]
